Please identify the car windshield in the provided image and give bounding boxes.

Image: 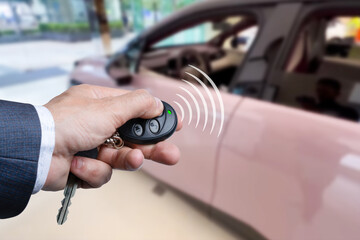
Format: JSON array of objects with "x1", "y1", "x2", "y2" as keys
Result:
[{"x1": 154, "y1": 16, "x2": 243, "y2": 48}]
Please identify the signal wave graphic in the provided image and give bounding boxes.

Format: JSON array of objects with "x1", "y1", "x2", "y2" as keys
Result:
[{"x1": 174, "y1": 65, "x2": 225, "y2": 137}]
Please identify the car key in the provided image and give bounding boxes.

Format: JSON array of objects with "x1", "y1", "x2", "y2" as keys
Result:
[
  {"x1": 57, "y1": 101, "x2": 177, "y2": 225},
  {"x1": 56, "y1": 173, "x2": 78, "y2": 225},
  {"x1": 57, "y1": 149, "x2": 98, "y2": 225}
]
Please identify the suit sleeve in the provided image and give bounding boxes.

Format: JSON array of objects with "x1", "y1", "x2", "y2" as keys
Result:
[{"x1": 0, "y1": 100, "x2": 42, "y2": 219}]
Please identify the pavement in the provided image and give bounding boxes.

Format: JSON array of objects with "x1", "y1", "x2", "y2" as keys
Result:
[
  {"x1": 0, "y1": 37, "x2": 243, "y2": 240},
  {"x1": 0, "y1": 34, "x2": 136, "y2": 91},
  {"x1": 0, "y1": 65, "x2": 18, "y2": 76},
  {"x1": 0, "y1": 171, "x2": 240, "y2": 240},
  {"x1": 0, "y1": 35, "x2": 136, "y2": 73}
]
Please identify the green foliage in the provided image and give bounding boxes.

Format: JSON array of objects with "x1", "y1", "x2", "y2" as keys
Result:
[
  {"x1": 176, "y1": 0, "x2": 196, "y2": 10},
  {"x1": 39, "y1": 22, "x2": 90, "y2": 33},
  {"x1": 0, "y1": 29, "x2": 40, "y2": 37},
  {"x1": 23, "y1": 29, "x2": 40, "y2": 35},
  {"x1": 142, "y1": 0, "x2": 161, "y2": 11},
  {"x1": 0, "y1": 30, "x2": 15, "y2": 36},
  {"x1": 122, "y1": 0, "x2": 132, "y2": 9},
  {"x1": 39, "y1": 21, "x2": 123, "y2": 33},
  {"x1": 109, "y1": 21, "x2": 123, "y2": 30},
  {"x1": 348, "y1": 46, "x2": 360, "y2": 60}
]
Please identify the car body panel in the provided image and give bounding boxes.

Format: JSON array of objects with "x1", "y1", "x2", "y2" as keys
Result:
[
  {"x1": 70, "y1": 58, "x2": 117, "y2": 88},
  {"x1": 214, "y1": 97, "x2": 360, "y2": 239}
]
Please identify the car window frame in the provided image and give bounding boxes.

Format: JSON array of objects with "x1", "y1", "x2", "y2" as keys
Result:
[
  {"x1": 134, "y1": 4, "x2": 268, "y2": 91},
  {"x1": 145, "y1": 10, "x2": 262, "y2": 50},
  {"x1": 151, "y1": 20, "x2": 235, "y2": 49},
  {"x1": 228, "y1": 3, "x2": 303, "y2": 97},
  {"x1": 268, "y1": 2, "x2": 360, "y2": 86},
  {"x1": 142, "y1": 4, "x2": 266, "y2": 51},
  {"x1": 260, "y1": 2, "x2": 360, "y2": 123}
]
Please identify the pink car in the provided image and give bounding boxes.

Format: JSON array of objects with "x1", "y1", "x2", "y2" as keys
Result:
[{"x1": 70, "y1": 0, "x2": 360, "y2": 239}]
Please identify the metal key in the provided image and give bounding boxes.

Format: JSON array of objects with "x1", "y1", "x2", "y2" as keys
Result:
[
  {"x1": 56, "y1": 135, "x2": 123, "y2": 225},
  {"x1": 56, "y1": 148, "x2": 99, "y2": 225},
  {"x1": 57, "y1": 173, "x2": 78, "y2": 225}
]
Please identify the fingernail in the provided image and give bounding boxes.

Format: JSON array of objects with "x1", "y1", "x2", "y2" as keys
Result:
[
  {"x1": 76, "y1": 158, "x2": 83, "y2": 169},
  {"x1": 155, "y1": 97, "x2": 162, "y2": 108},
  {"x1": 126, "y1": 161, "x2": 143, "y2": 171}
]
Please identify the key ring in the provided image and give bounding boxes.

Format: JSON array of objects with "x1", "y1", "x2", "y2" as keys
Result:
[{"x1": 104, "y1": 132, "x2": 124, "y2": 149}]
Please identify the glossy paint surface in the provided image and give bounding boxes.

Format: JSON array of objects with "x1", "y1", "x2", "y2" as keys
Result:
[{"x1": 214, "y1": 97, "x2": 360, "y2": 240}]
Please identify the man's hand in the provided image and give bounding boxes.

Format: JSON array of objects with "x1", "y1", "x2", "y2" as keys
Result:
[{"x1": 43, "y1": 84, "x2": 182, "y2": 191}]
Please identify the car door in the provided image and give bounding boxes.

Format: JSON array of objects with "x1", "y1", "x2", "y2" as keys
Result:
[
  {"x1": 129, "y1": 3, "x2": 266, "y2": 205},
  {"x1": 214, "y1": 2, "x2": 360, "y2": 240},
  {"x1": 131, "y1": 72, "x2": 241, "y2": 204}
]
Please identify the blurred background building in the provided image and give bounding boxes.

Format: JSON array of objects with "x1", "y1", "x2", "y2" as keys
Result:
[
  {"x1": 0, "y1": 0, "x2": 197, "y2": 41},
  {"x1": 0, "y1": 0, "x2": 198, "y2": 77}
]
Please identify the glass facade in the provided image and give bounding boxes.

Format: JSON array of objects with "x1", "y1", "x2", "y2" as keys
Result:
[
  {"x1": 0, "y1": 0, "x2": 199, "y2": 76},
  {"x1": 0, "y1": 0, "x2": 197, "y2": 41}
]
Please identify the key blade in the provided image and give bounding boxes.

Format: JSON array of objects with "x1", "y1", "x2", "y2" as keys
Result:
[
  {"x1": 57, "y1": 174, "x2": 78, "y2": 225},
  {"x1": 56, "y1": 151, "x2": 97, "y2": 225},
  {"x1": 57, "y1": 206, "x2": 68, "y2": 225},
  {"x1": 57, "y1": 184, "x2": 76, "y2": 225}
]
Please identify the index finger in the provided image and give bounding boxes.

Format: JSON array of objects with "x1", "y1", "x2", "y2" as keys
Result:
[
  {"x1": 69, "y1": 84, "x2": 130, "y2": 99},
  {"x1": 105, "y1": 89, "x2": 164, "y2": 127}
]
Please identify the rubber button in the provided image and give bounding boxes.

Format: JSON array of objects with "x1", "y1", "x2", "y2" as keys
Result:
[
  {"x1": 149, "y1": 119, "x2": 160, "y2": 134},
  {"x1": 133, "y1": 124, "x2": 143, "y2": 136}
]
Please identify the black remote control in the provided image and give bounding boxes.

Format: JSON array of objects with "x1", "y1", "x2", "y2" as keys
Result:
[
  {"x1": 76, "y1": 101, "x2": 177, "y2": 159},
  {"x1": 117, "y1": 101, "x2": 178, "y2": 145}
]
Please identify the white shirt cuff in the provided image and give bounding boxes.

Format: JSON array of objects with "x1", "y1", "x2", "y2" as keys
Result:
[{"x1": 32, "y1": 105, "x2": 55, "y2": 194}]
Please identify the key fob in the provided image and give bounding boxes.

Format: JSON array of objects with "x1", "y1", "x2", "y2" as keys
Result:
[
  {"x1": 117, "y1": 101, "x2": 177, "y2": 145},
  {"x1": 75, "y1": 148, "x2": 98, "y2": 159}
]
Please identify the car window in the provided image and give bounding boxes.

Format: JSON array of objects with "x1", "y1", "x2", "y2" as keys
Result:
[
  {"x1": 141, "y1": 15, "x2": 259, "y2": 90},
  {"x1": 325, "y1": 17, "x2": 360, "y2": 61},
  {"x1": 274, "y1": 15, "x2": 360, "y2": 123},
  {"x1": 154, "y1": 16, "x2": 242, "y2": 48},
  {"x1": 222, "y1": 26, "x2": 258, "y2": 52},
  {"x1": 154, "y1": 22, "x2": 215, "y2": 47}
]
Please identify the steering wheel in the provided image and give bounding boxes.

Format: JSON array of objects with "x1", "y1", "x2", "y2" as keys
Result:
[{"x1": 174, "y1": 48, "x2": 211, "y2": 85}]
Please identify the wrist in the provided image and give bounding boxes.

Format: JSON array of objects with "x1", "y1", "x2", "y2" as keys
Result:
[
  {"x1": 43, "y1": 154, "x2": 71, "y2": 191},
  {"x1": 32, "y1": 105, "x2": 56, "y2": 193}
]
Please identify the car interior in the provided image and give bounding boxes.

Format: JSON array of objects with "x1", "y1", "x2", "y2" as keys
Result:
[
  {"x1": 273, "y1": 14, "x2": 360, "y2": 122},
  {"x1": 139, "y1": 15, "x2": 258, "y2": 89}
]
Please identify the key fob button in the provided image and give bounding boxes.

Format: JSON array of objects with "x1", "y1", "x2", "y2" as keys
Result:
[
  {"x1": 133, "y1": 124, "x2": 143, "y2": 136},
  {"x1": 149, "y1": 119, "x2": 160, "y2": 134},
  {"x1": 117, "y1": 101, "x2": 177, "y2": 144}
]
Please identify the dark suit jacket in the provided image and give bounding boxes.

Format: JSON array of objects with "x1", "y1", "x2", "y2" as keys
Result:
[{"x1": 0, "y1": 100, "x2": 41, "y2": 219}]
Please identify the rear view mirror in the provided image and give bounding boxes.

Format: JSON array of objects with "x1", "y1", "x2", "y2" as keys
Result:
[
  {"x1": 106, "y1": 35, "x2": 145, "y2": 85},
  {"x1": 106, "y1": 53, "x2": 133, "y2": 85},
  {"x1": 108, "y1": 66, "x2": 132, "y2": 85}
]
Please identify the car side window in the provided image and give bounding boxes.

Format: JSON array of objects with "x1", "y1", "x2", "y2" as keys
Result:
[
  {"x1": 153, "y1": 22, "x2": 216, "y2": 48},
  {"x1": 273, "y1": 15, "x2": 360, "y2": 123},
  {"x1": 222, "y1": 26, "x2": 258, "y2": 53},
  {"x1": 140, "y1": 15, "x2": 259, "y2": 90}
]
